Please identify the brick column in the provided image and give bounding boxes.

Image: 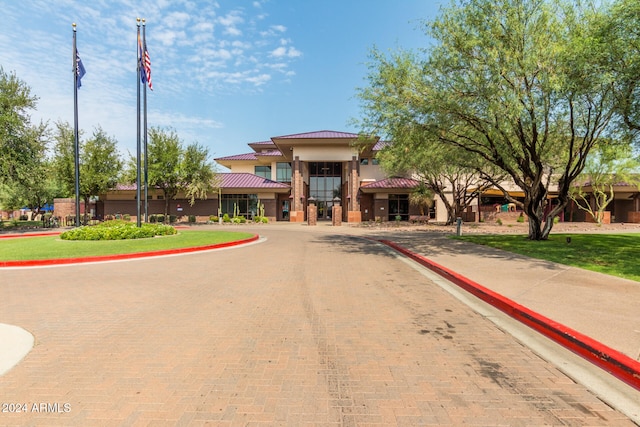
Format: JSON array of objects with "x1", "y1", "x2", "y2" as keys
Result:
[
  {"x1": 332, "y1": 205, "x2": 342, "y2": 226},
  {"x1": 307, "y1": 204, "x2": 317, "y2": 226},
  {"x1": 290, "y1": 156, "x2": 305, "y2": 222},
  {"x1": 348, "y1": 156, "x2": 361, "y2": 223}
]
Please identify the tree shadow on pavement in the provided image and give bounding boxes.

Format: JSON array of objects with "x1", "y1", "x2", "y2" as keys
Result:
[
  {"x1": 310, "y1": 234, "x2": 399, "y2": 259},
  {"x1": 317, "y1": 230, "x2": 568, "y2": 273}
]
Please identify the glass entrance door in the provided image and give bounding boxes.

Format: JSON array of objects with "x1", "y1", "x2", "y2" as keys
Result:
[{"x1": 309, "y1": 162, "x2": 342, "y2": 220}]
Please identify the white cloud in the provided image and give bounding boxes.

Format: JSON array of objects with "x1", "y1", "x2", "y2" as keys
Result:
[
  {"x1": 165, "y1": 11, "x2": 191, "y2": 28},
  {"x1": 270, "y1": 46, "x2": 287, "y2": 58},
  {"x1": 218, "y1": 10, "x2": 244, "y2": 36},
  {"x1": 246, "y1": 74, "x2": 271, "y2": 86},
  {"x1": 155, "y1": 29, "x2": 187, "y2": 47},
  {"x1": 270, "y1": 46, "x2": 302, "y2": 59}
]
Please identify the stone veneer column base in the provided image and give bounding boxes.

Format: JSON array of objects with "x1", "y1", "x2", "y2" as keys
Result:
[
  {"x1": 347, "y1": 211, "x2": 362, "y2": 223},
  {"x1": 289, "y1": 211, "x2": 305, "y2": 222}
]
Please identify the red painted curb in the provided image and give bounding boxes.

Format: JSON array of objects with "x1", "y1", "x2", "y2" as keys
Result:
[
  {"x1": 0, "y1": 231, "x2": 61, "y2": 239},
  {"x1": 0, "y1": 235, "x2": 259, "y2": 267},
  {"x1": 379, "y1": 239, "x2": 640, "y2": 392}
]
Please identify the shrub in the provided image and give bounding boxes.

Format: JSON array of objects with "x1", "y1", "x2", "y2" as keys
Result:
[
  {"x1": 169, "y1": 215, "x2": 177, "y2": 223},
  {"x1": 188, "y1": 215, "x2": 196, "y2": 223},
  {"x1": 122, "y1": 214, "x2": 131, "y2": 221},
  {"x1": 517, "y1": 213, "x2": 525, "y2": 223},
  {"x1": 223, "y1": 213, "x2": 231, "y2": 223},
  {"x1": 209, "y1": 215, "x2": 219, "y2": 222},
  {"x1": 231, "y1": 215, "x2": 246, "y2": 224},
  {"x1": 496, "y1": 218, "x2": 503, "y2": 225},
  {"x1": 60, "y1": 220, "x2": 177, "y2": 240}
]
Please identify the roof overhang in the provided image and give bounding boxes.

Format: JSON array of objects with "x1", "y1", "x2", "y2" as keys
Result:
[{"x1": 271, "y1": 131, "x2": 379, "y2": 161}]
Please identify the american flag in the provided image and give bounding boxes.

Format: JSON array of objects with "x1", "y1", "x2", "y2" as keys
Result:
[{"x1": 143, "y1": 41, "x2": 152, "y2": 91}]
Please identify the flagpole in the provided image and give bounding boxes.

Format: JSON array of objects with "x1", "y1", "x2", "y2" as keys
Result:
[
  {"x1": 72, "y1": 23, "x2": 81, "y2": 227},
  {"x1": 136, "y1": 18, "x2": 142, "y2": 227},
  {"x1": 142, "y1": 19, "x2": 148, "y2": 223}
]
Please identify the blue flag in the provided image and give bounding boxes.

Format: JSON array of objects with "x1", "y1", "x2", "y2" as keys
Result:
[{"x1": 76, "y1": 50, "x2": 86, "y2": 88}]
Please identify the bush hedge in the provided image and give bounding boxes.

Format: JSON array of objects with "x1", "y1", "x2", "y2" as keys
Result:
[{"x1": 60, "y1": 220, "x2": 177, "y2": 241}]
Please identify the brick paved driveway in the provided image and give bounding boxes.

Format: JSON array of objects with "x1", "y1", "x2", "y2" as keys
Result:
[{"x1": 0, "y1": 225, "x2": 634, "y2": 426}]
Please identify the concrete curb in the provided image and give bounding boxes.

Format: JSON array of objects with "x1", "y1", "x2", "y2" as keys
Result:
[
  {"x1": 0, "y1": 235, "x2": 259, "y2": 267},
  {"x1": 379, "y1": 239, "x2": 640, "y2": 392}
]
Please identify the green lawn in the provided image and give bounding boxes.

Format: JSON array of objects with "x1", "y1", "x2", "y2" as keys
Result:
[
  {"x1": 455, "y1": 233, "x2": 640, "y2": 282},
  {"x1": 0, "y1": 230, "x2": 255, "y2": 261}
]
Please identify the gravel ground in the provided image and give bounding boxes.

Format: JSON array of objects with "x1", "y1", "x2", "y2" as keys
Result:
[{"x1": 355, "y1": 219, "x2": 640, "y2": 235}]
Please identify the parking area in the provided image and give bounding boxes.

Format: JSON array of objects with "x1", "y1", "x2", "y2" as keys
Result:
[{"x1": 0, "y1": 224, "x2": 635, "y2": 425}]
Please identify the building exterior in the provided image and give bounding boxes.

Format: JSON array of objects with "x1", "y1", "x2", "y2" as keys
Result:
[
  {"x1": 95, "y1": 130, "x2": 438, "y2": 223},
  {"x1": 89, "y1": 129, "x2": 640, "y2": 224},
  {"x1": 214, "y1": 130, "x2": 433, "y2": 223}
]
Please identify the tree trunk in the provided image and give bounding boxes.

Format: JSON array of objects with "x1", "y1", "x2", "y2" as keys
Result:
[
  {"x1": 83, "y1": 196, "x2": 90, "y2": 225},
  {"x1": 523, "y1": 189, "x2": 549, "y2": 240},
  {"x1": 164, "y1": 195, "x2": 170, "y2": 224}
]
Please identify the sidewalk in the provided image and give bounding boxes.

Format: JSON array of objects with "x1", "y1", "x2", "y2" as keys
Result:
[{"x1": 377, "y1": 231, "x2": 640, "y2": 388}]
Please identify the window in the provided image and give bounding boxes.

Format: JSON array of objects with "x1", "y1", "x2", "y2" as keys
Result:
[
  {"x1": 221, "y1": 194, "x2": 258, "y2": 218},
  {"x1": 372, "y1": 158, "x2": 379, "y2": 165},
  {"x1": 388, "y1": 194, "x2": 409, "y2": 221},
  {"x1": 360, "y1": 158, "x2": 369, "y2": 165},
  {"x1": 276, "y1": 162, "x2": 292, "y2": 182},
  {"x1": 254, "y1": 165, "x2": 271, "y2": 179}
]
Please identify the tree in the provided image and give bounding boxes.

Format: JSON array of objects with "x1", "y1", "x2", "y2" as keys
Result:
[
  {"x1": 374, "y1": 126, "x2": 498, "y2": 224},
  {"x1": 0, "y1": 68, "x2": 39, "y2": 185},
  {"x1": 409, "y1": 182, "x2": 433, "y2": 217},
  {"x1": 52, "y1": 124, "x2": 121, "y2": 222},
  {"x1": 52, "y1": 121, "x2": 77, "y2": 197},
  {"x1": 181, "y1": 142, "x2": 220, "y2": 206},
  {"x1": 79, "y1": 128, "x2": 122, "y2": 220},
  {"x1": 0, "y1": 124, "x2": 61, "y2": 218},
  {"x1": 130, "y1": 127, "x2": 218, "y2": 221},
  {"x1": 570, "y1": 142, "x2": 640, "y2": 224},
  {"x1": 600, "y1": 0, "x2": 640, "y2": 136},
  {"x1": 358, "y1": 0, "x2": 622, "y2": 240},
  {"x1": 357, "y1": 49, "x2": 503, "y2": 225}
]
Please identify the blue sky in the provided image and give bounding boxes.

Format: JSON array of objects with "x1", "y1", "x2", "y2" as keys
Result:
[{"x1": 1, "y1": 0, "x2": 442, "y2": 167}]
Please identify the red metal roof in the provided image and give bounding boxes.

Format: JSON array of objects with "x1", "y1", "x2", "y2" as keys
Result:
[
  {"x1": 361, "y1": 177, "x2": 419, "y2": 189},
  {"x1": 114, "y1": 183, "x2": 137, "y2": 191},
  {"x1": 113, "y1": 173, "x2": 290, "y2": 192},
  {"x1": 273, "y1": 130, "x2": 361, "y2": 139},
  {"x1": 221, "y1": 173, "x2": 290, "y2": 189},
  {"x1": 215, "y1": 152, "x2": 258, "y2": 161},
  {"x1": 255, "y1": 150, "x2": 283, "y2": 157},
  {"x1": 373, "y1": 140, "x2": 389, "y2": 151}
]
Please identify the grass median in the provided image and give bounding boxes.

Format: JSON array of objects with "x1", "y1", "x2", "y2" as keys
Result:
[
  {"x1": 454, "y1": 233, "x2": 640, "y2": 282},
  {"x1": 0, "y1": 230, "x2": 255, "y2": 261}
]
